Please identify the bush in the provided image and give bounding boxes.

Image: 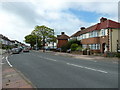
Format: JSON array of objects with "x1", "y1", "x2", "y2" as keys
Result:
[
  {"x1": 76, "y1": 46, "x2": 83, "y2": 51},
  {"x1": 116, "y1": 53, "x2": 120, "y2": 58},
  {"x1": 61, "y1": 45, "x2": 68, "y2": 52},
  {"x1": 60, "y1": 39, "x2": 82, "y2": 52},
  {"x1": 70, "y1": 43, "x2": 78, "y2": 51},
  {"x1": 106, "y1": 52, "x2": 116, "y2": 57}
]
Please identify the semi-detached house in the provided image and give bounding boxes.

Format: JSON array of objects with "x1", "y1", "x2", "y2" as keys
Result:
[{"x1": 71, "y1": 17, "x2": 120, "y2": 54}]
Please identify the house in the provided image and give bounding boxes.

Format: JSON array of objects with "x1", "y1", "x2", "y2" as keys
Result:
[
  {"x1": 57, "y1": 32, "x2": 70, "y2": 48},
  {"x1": 0, "y1": 34, "x2": 10, "y2": 46},
  {"x1": 71, "y1": 17, "x2": 120, "y2": 54}
]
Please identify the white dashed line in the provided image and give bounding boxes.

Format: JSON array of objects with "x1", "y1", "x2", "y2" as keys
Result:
[
  {"x1": 113, "y1": 62, "x2": 118, "y2": 64},
  {"x1": 66, "y1": 63, "x2": 108, "y2": 74},
  {"x1": 6, "y1": 56, "x2": 13, "y2": 67},
  {"x1": 45, "y1": 58, "x2": 57, "y2": 61}
]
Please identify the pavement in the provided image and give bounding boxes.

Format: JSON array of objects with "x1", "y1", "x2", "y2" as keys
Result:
[
  {"x1": 2, "y1": 53, "x2": 35, "y2": 89},
  {"x1": 7, "y1": 50, "x2": 118, "y2": 88},
  {"x1": 41, "y1": 50, "x2": 119, "y2": 61}
]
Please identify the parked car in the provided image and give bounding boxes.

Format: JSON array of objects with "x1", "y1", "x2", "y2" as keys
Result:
[
  {"x1": 23, "y1": 48, "x2": 29, "y2": 52},
  {"x1": 11, "y1": 48, "x2": 20, "y2": 54},
  {"x1": 56, "y1": 48, "x2": 61, "y2": 52},
  {"x1": 45, "y1": 47, "x2": 51, "y2": 51},
  {"x1": 18, "y1": 48, "x2": 23, "y2": 52},
  {"x1": 118, "y1": 50, "x2": 120, "y2": 53},
  {"x1": 66, "y1": 49, "x2": 71, "y2": 53}
]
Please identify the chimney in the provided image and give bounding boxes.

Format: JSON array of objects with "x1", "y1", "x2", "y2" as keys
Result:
[
  {"x1": 100, "y1": 17, "x2": 107, "y2": 22},
  {"x1": 81, "y1": 27, "x2": 85, "y2": 30},
  {"x1": 61, "y1": 32, "x2": 65, "y2": 35}
]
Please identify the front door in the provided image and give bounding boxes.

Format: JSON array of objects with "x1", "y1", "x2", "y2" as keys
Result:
[{"x1": 102, "y1": 43, "x2": 106, "y2": 53}]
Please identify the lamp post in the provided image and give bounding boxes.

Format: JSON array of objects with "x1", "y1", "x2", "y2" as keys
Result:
[
  {"x1": 35, "y1": 32, "x2": 38, "y2": 51},
  {"x1": 52, "y1": 29, "x2": 54, "y2": 49},
  {"x1": 36, "y1": 36, "x2": 38, "y2": 50}
]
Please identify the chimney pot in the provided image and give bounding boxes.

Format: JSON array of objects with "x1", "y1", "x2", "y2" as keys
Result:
[
  {"x1": 61, "y1": 32, "x2": 65, "y2": 35},
  {"x1": 100, "y1": 17, "x2": 107, "y2": 22},
  {"x1": 81, "y1": 27, "x2": 85, "y2": 30}
]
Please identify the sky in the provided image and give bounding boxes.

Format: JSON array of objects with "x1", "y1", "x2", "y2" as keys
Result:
[{"x1": 0, "y1": 0, "x2": 119, "y2": 44}]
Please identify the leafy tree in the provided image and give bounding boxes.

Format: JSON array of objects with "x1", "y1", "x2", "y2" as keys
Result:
[
  {"x1": 24, "y1": 34, "x2": 41, "y2": 48},
  {"x1": 32, "y1": 25, "x2": 55, "y2": 52}
]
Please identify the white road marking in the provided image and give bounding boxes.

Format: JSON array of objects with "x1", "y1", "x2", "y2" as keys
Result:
[
  {"x1": 6, "y1": 56, "x2": 13, "y2": 67},
  {"x1": 2, "y1": 57, "x2": 4, "y2": 60},
  {"x1": 0, "y1": 63, "x2": 5, "y2": 65},
  {"x1": 45, "y1": 58, "x2": 57, "y2": 61},
  {"x1": 66, "y1": 63, "x2": 108, "y2": 74},
  {"x1": 113, "y1": 62, "x2": 118, "y2": 64}
]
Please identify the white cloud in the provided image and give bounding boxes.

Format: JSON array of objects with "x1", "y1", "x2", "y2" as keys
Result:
[
  {"x1": 0, "y1": 10, "x2": 32, "y2": 42},
  {"x1": 0, "y1": 0, "x2": 119, "y2": 43}
]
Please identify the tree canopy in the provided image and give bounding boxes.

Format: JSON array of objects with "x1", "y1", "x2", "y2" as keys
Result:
[
  {"x1": 24, "y1": 34, "x2": 41, "y2": 48},
  {"x1": 32, "y1": 25, "x2": 56, "y2": 50}
]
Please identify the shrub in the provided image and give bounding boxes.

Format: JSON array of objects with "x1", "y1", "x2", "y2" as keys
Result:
[
  {"x1": 76, "y1": 46, "x2": 83, "y2": 51},
  {"x1": 60, "y1": 39, "x2": 82, "y2": 52},
  {"x1": 61, "y1": 45, "x2": 68, "y2": 52},
  {"x1": 70, "y1": 43, "x2": 78, "y2": 51},
  {"x1": 116, "y1": 53, "x2": 120, "y2": 58}
]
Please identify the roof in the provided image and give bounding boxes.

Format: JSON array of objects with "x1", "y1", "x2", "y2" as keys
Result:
[
  {"x1": 71, "y1": 31, "x2": 81, "y2": 37},
  {"x1": 71, "y1": 18, "x2": 120, "y2": 37},
  {"x1": 57, "y1": 34, "x2": 70, "y2": 40},
  {"x1": 100, "y1": 20, "x2": 120, "y2": 29}
]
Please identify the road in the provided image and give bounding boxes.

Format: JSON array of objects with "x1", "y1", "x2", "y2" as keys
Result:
[{"x1": 8, "y1": 51, "x2": 118, "y2": 88}]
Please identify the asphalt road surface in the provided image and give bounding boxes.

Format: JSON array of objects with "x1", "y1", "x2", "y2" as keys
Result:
[{"x1": 8, "y1": 51, "x2": 118, "y2": 88}]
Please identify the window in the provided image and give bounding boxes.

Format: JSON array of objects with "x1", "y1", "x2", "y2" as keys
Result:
[
  {"x1": 86, "y1": 33, "x2": 89, "y2": 38},
  {"x1": 77, "y1": 36, "x2": 81, "y2": 40},
  {"x1": 93, "y1": 31, "x2": 98, "y2": 37},
  {"x1": 83, "y1": 34, "x2": 86, "y2": 39},
  {"x1": 89, "y1": 44, "x2": 91, "y2": 49},
  {"x1": 82, "y1": 44, "x2": 87, "y2": 49},
  {"x1": 100, "y1": 29, "x2": 107, "y2": 36},
  {"x1": 88, "y1": 44, "x2": 100, "y2": 50},
  {"x1": 89, "y1": 32, "x2": 93, "y2": 38}
]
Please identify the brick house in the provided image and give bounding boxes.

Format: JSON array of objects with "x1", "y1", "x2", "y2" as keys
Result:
[
  {"x1": 57, "y1": 32, "x2": 70, "y2": 48},
  {"x1": 71, "y1": 17, "x2": 120, "y2": 54}
]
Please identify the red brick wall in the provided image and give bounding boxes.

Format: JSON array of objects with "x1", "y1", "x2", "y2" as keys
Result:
[
  {"x1": 81, "y1": 36, "x2": 109, "y2": 53},
  {"x1": 90, "y1": 50, "x2": 101, "y2": 53},
  {"x1": 57, "y1": 39, "x2": 68, "y2": 48},
  {"x1": 81, "y1": 37, "x2": 100, "y2": 44},
  {"x1": 100, "y1": 36, "x2": 108, "y2": 53}
]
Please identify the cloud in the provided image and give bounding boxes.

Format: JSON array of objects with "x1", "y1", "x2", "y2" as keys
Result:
[
  {"x1": 0, "y1": 0, "x2": 119, "y2": 44},
  {"x1": 0, "y1": 10, "x2": 32, "y2": 41}
]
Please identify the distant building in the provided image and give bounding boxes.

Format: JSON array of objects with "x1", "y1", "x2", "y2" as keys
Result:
[
  {"x1": 0, "y1": 34, "x2": 11, "y2": 46},
  {"x1": 0, "y1": 34, "x2": 27, "y2": 49},
  {"x1": 71, "y1": 17, "x2": 120, "y2": 53},
  {"x1": 57, "y1": 32, "x2": 70, "y2": 48}
]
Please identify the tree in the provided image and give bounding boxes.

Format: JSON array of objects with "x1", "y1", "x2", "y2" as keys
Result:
[
  {"x1": 32, "y1": 25, "x2": 55, "y2": 52},
  {"x1": 24, "y1": 34, "x2": 41, "y2": 48}
]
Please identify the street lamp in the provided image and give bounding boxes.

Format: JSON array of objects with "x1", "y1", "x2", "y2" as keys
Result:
[
  {"x1": 36, "y1": 36, "x2": 38, "y2": 50},
  {"x1": 34, "y1": 32, "x2": 38, "y2": 50},
  {"x1": 52, "y1": 29, "x2": 54, "y2": 49}
]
